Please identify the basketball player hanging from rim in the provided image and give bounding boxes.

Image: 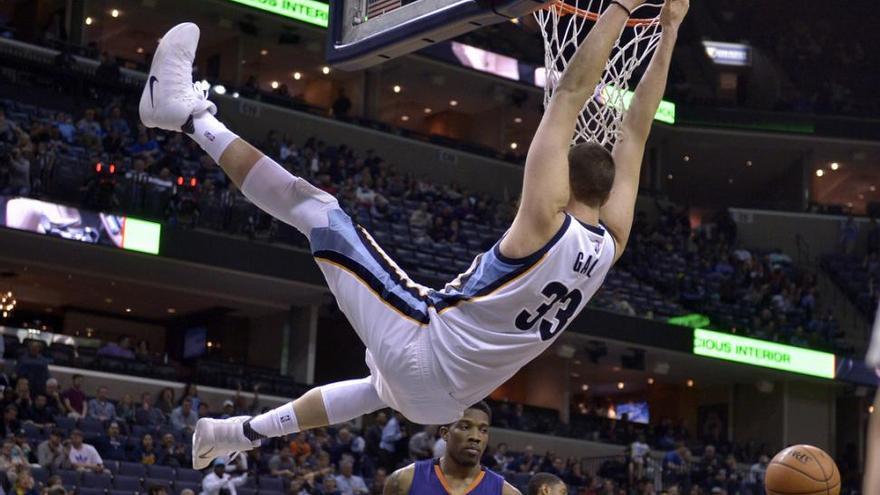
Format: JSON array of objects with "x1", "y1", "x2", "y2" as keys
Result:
[{"x1": 138, "y1": 0, "x2": 689, "y2": 469}]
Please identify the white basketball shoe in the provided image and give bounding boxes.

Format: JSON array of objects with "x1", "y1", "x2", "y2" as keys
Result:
[
  {"x1": 139, "y1": 22, "x2": 216, "y2": 133},
  {"x1": 192, "y1": 416, "x2": 261, "y2": 470}
]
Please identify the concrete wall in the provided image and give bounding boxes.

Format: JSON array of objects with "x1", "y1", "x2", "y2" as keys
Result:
[{"x1": 783, "y1": 380, "x2": 835, "y2": 454}]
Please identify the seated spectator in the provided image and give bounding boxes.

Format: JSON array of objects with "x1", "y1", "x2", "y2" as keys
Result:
[
  {"x1": 11, "y1": 378, "x2": 31, "y2": 414},
  {"x1": 330, "y1": 426, "x2": 365, "y2": 465},
  {"x1": 54, "y1": 113, "x2": 76, "y2": 144},
  {"x1": 39, "y1": 475, "x2": 66, "y2": 495},
  {"x1": 12, "y1": 467, "x2": 38, "y2": 495},
  {"x1": 290, "y1": 432, "x2": 313, "y2": 460},
  {"x1": 61, "y1": 375, "x2": 87, "y2": 419},
  {"x1": 15, "y1": 342, "x2": 49, "y2": 396},
  {"x1": 408, "y1": 426, "x2": 434, "y2": 461},
  {"x1": 157, "y1": 432, "x2": 188, "y2": 468},
  {"x1": 268, "y1": 446, "x2": 296, "y2": 479},
  {"x1": 321, "y1": 476, "x2": 342, "y2": 495},
  {"x1": 106, "y1": 106, "x2": 131, "y2": 138},
  {"x1": 116, "y1": 393, "x2": 136, "y2": 424},
  {"x1": 197, "y1": 401, "x2": 210, "y2": 420},
  {"x1": 20, "y1": 394, "x2": 54, "y2": 428},
  {"x1": 511, "y1": 445, "x2": 539, "y2": 474},
  {"x1": 134, "y1": 392, "x2": 165, "y2": 428},
  {"x1": 11, "y1": 429, "x2": 32, "y2": 463},
  {"x1": 155, "y1": 387, "x2": 175, "y2": 417},
  {"x1": 128, "y1": 131, "x2": 161, "y2": 164},
  {"x1": 44, "y1": 378, "x2": 64, "y2": 416},
  {"x1": 5, "y1": 147, "x2": 30, "y2": 196},
  {"x1": 170, "y1": 398, "x2": 197, "y2": 433},
  {"x1": 76, "y1": 108, "x2": 103, "y2": 149},
  {"x1": 0, "y1": 439, "x2": 27, "y2": 473},
  {"x1": 97, "y1": 335, "x2": 136, "y2": 360},
  {"x1": 369, "y1": 468, "x2": 387, "y2": 495},
  {"x1": 68, "y1": 429, "x2": 104, "y2": 473},
  {"x1": 146, "y1": 486, "x2": 168, "y2": 495},
  {"x1": 130, "y1": 433, "x2": 158, "y2": 465},
  {"x1": 220, "y1": 399, "x2": 235, "y2": 419},
  {"x1": 1, "y1": 404, "x2": 20, "y2": 438},
  {"x1": 99, "y1": 422, "x2": 127, "y2": 462},
  {"x1": 335, "y1": 458, "x2": 368, "y2": 495},
  {"x1": 88, "y1": 386, "x2": 116, "y2": 422},
  {"x1": 202, "y1": 458, "x2": 247, "y2": 495},
  {"x1": 409, "y1": 202, "x2": 432, "y2": 230},
  {"x1": 37, "y1": 429, "x2": 66, "y2": 469},
  {"x1": 179, "y1": 383, "x2": 201, "y2": 412}
]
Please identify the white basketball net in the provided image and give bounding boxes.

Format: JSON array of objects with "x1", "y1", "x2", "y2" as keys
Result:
[{"x1": 535, "y1": 0, "x2": 664, "y2": 148}]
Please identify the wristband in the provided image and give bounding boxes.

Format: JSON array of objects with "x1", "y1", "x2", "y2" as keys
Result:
[{"x1": 610, "y1": 0, "x2": 633, "y2": 16}]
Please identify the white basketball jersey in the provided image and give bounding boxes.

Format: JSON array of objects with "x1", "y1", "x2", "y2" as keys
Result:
[{"x1": 427, "y1": 213, "x2": 615, "y2": 406}]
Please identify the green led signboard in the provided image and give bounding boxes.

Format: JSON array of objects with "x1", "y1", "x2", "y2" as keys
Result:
[
  {"x1": 668, "y1": 313, "x2": 711, "y2": 329},
  {"x1": 602, "y1": 85, "x2": 676, "y2": 125},
  {"x1": 224, "y1": 0, "x2": 329, "y2": 27},
  {"x1": 693, "y1": 329, "x2": 835, "y2": 379},
  {"x1": 121, "y1": 218, "x2": 162, "y2": 255}
]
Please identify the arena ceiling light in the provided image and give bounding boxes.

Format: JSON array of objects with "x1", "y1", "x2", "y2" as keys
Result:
[
  {"x1": 212, "y1": 85, "x2": 227, "y2": 95},
  {"x1": 816, "y1": 169, "x2": 825, "y2": 177},
  {"x1": 392, "y1": 84, "x2": 402, "y2": 93},
  {"x1": 830, "y1": 162, "x2": 840, "y2": 171},
  {"x1": 1, "y1": 291, "x2": 15, "y2": 319}
]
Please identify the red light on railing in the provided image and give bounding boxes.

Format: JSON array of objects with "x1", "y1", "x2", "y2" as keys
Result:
[
  {"x1": 109, "y1": 164, "x2": 116, "y2": 174},
  {"x1": 95, "y1": 162, "x2": 102, "y2": 173},
  {"x1": 177, "y1": 177, "x2": 184, "y2": 186},
  {"x1": 190, "y1": 178, "x2": 197, "y2": 188}
]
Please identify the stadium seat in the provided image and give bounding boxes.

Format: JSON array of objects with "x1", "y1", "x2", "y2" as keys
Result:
[
  {"x1": 259, "y1": 476, "x2": 284, "y2": 492},
  {"x1": 31, "y1": 467, "x2": 49, "y2": 485},
  {"x1": 54, "y1": 416, "x2": 76, "y2": 431},
  {"x1": 112, "y1": 475, "x2": 142, "y2": 491},
  {"x1": 175, "y1": 481, "x2": 201, "y2": 493},
  {"x1": 175, "y1": 468, "x2": 202, "y2": 483},
  {"x1": 238, "y1": 488, "x2": 258, "y2": 495},
  {"x1": 147, "y1": 465, "x2": 174, "y2": 480},
  {"x1": 103, "y1": 461, "x2": 120, "y2": 474},
  {"x1": 77, "y1": 488, "x2": 106, "y2": 495},
  {"x1": 80, "y1": 418, "x2": 105, "y2": 434},
  {"x1": 82, "y1": 472, "x2": 113, "y2": 489},
  {"x1": 56, "y1": 470, "x2": 80, "y2": 487},
  {"x1": 117, "y1": 462, "x2": 147, "y2": 478},
  {"x1": 144, "y1": 478, "x2": 173, "y2": 490}
]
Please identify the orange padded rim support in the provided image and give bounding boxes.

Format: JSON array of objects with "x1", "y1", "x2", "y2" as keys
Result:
[{"x1": 545, "y1": 0, "x2": 659, "y2": 27}]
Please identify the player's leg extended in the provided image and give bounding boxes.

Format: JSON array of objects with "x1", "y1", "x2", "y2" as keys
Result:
[{"x1": 191, "y1": 376, "x2": 386, "y2": 469}]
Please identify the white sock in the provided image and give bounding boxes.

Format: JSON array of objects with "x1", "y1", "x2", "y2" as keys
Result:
[
  {"x1": 248, "y1": 402, "x2": 299, "y2": 438},
  {"x1": 186, "y1": 111, "x2": 239, "y2": 163}
]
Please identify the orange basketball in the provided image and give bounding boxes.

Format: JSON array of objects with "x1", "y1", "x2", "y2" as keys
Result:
[{"x1": 765, "y1": 445, "x2": 840, "y2": 495}]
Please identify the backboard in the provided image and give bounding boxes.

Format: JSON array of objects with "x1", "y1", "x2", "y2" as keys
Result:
[{"x1": 326, "y1": 0, "x2": 550, "y2": 70}]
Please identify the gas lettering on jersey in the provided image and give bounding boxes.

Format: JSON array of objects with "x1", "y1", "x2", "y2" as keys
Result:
[{"x1": 572, "y1": 252, "x2": 600, "y2": 278}]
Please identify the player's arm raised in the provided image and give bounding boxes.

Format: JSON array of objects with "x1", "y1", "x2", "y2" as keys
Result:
[
  {"x1": 601, "y1": 0, "x2": 688, "y2": 262},
  {"x1": 383, "y1": 464, "x2": 415, "y2": 495},
  {"x1": 500, "y1": 0, "x2": 643, "y2": 259}
]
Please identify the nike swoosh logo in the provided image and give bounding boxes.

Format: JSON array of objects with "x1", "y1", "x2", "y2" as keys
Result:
[
  {"x1": 149, "y1": 76, "x2": 158, "y2": 108},
  {"x1": 198, "y1": 447, "x2": 215, "y2": 459}
]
